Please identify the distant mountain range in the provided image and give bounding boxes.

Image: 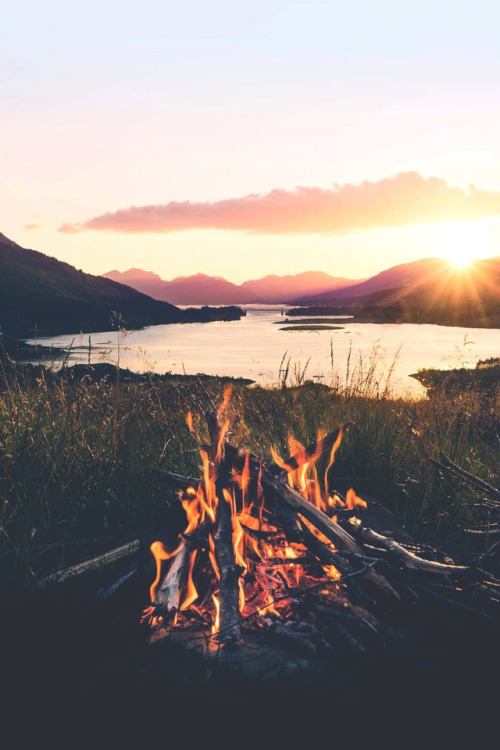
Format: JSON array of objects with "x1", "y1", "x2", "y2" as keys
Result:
[
  {"x1": 103, "y1": 256, "x2": 500, "y2": 327},
  {"x1": 241, "y1": 272, "x2": 357, "y2": 302},
  {"x1": 2, "y1": 230, "x2": 499, "y2": 338},
  {"x1": 292, "y1": 258, "x2": 453, "y2": 304},
  {"x1": 349, "y1": 256, "x2": 500, "y2": 327},
  {"x1": 102, "y1": 269, "x2": 262, "y2": 305},
  {"x1": 102, "y1": 268, "x2": 361, "y2": 305},
  {"x1": 0, "y1": 236, "x2": 243, "y2": 337}
]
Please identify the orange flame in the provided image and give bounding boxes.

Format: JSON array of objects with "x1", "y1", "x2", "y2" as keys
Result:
[
  {"x1": 208, "y1": 533, "x2": 220, "y2": 581},
  {"x1": 145, "y1": 413, "x2": 350, "y2": 636},
  {"x1": 180, "y1": 550, "x2": 199, "y2": 611},
  {"x1": 241, "y1": 452, "x2": 250, "y2": 509},
  {"x1": 323, "y1": 426, "x2": 343, "y2": 495},
  {"x1": 149, "y1": 540, "x2": 181, "y2": 603},
  {"x1": 323, "y1": 565, "x2": 342, "y2": 581},
  {"x1": 217, "y1": 384, "x2": 233, "y2": 420},
  {"x1": 211, "y1": 594, "x2": 220, "y2": 635},
  {"x1": 346, "y1": 488, "x2": 367, "y2": 510}
]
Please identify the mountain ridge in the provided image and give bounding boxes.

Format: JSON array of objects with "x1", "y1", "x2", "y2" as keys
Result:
[
  {"x1": 0, "y1": 240, "x2": 243, "y2": 337},
  {"x1": 102, "y1": 268, "x2": 361, "y2": 304}
]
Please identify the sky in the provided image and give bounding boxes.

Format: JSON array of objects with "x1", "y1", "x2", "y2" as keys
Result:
[{"x1": 2, "y1": 0, "x2": 500, "y2": 284}]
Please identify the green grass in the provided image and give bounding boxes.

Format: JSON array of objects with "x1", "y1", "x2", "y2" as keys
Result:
[{"x1": 0, "y1": 346, "x2": 498, "y2": 586}]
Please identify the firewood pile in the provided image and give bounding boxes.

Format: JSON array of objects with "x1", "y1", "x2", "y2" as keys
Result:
[{"x1": 141, "y1": 402, "x2": 500, "y2": 686}]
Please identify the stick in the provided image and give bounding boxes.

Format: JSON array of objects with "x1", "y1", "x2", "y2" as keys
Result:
[
  {"x1": 431, "y1": 455, "x2": 500, "y2": 503},
  {"x1": 207, "y1": 412, "x2": 242, "y2": 643},
  {"x1": 33, "y1": 540, "x2": 140, "y2": 589},
  {"x1": 149, "y1": 469, "x2": 201, "y2": 491},
  {"x1": 97, "y1": 568, "x2": 137, "y2": 600},
  {"x1": 348, "y1": 520, "x2": 471, "y2": 576},
  {"x1": 223, "y1": 443, "x2": 399, "y2": 599}
]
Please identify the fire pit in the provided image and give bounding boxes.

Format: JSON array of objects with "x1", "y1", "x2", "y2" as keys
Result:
[{"x1": 141, "y1": 388, "x2": 500, "y2": 686}]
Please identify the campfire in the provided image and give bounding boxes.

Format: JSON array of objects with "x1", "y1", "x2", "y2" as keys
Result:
[{"x1": 141, "y1": 387, "x2": 500, "y2": 681}]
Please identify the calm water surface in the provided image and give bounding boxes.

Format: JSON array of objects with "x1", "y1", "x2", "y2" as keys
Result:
[{"x1": 28, "y1": 306, "x2": 500, "y2": 398}]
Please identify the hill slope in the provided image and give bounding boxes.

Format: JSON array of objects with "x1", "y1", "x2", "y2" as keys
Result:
[
  {"x1": 353, "y1": 257, "x2": 500, "y2": 327},
  {"x1": 293, "y1": 258, "x2": 452, "y2": 304},
  {"x1": 0, "y1": 240, "x2": 240, "y2": 337}
]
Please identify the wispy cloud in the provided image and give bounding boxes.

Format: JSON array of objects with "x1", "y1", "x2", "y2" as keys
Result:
[
  {"x1": 23, "y1": 223, "x2": 41, "y2": 230},
  {"x1": 59, "y1": 172, "x2": 500, "y2": 236}
]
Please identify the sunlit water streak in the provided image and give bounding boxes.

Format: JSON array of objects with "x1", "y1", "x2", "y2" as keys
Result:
[{"x1": 27, "y1": 306, "x2": 500, "y2": 398}]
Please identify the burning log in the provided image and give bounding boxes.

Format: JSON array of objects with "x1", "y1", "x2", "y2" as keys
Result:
[
  {"x1": 144, "y1": 402, "x2": 500, "y2": 685},
  {"x1": 222, "y1": 442, "x2": 399, "y2": 599},
  {"x1": 154, "y1": 541, "x2": 193, "y2": 611},
  {"x1": 207, "y1": 411, "x2": 242, "y2": 643}
]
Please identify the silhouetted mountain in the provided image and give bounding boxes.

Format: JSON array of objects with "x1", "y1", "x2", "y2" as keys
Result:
[
  {"x1": 0, "y1": 241, "x2": 243, "y2": 337},
  {"x1": 293, "y1": 258, "x2": 452, "y2": 304},
  {"x1": 102, "y1": 268, "x2": 362, "y2": 305},
  {"x1": 0, "y1": 232, "x2": 20, "y2": 248},
  {"x1": 352, "y1": 257, "x2": 500, "y2": 327},
  {"x1": 240, "y1": 271, "x2": 359, "y2": 303},
  {"x1": 103, "y1": 269, "x2": 261, "y2": 305}
]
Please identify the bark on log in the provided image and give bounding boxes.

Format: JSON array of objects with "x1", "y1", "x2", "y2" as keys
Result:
[
  {"x1": 222, "y1": 443, "x2": 399, "y2": 600},
  {"x1": 207, "y1": 412, "x2": 242, "y2": 643},
  {"x1": 33, "y1": 540, "x2": 140, "y2": 589},
  {"x1": 149, "y1": 469, "x2": 201, "y2": 492},
  {"x1": 348, "y1": 520, "x2": 471, "y2": 576},
  {"x1": 154, "y1": 541, "x2": 192, "y2": 611}
]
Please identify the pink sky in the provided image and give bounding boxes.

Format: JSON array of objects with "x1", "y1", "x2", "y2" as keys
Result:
[{"x1": 2, "y1": 1, "x2": 500, "y2": 282}]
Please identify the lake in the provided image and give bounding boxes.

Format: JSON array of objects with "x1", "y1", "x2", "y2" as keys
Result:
[{"x1": 27, "y1": 306, "x2": 500, "y2": 398}]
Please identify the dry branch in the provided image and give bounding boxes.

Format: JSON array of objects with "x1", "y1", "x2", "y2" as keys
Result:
[
  {"x1": 431, "y1": 455, "x2": 500, "y2": 503},
  {"x1": 33, "y1": 540, "x2": 140, "y2": 589},
  {"x1": 348, "y1": 520, "x2": 471, "y2": 576},
  {"x1": 149, "y1": 469, "x2": 201, "y2": 491},
  {"x1": 222, "y1": 443, "x2": 399, "y2": 599}
]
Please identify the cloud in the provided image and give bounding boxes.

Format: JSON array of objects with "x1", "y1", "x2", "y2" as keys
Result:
[
  {"x1": 58, "y1": 172, "x2": 500, "y2": 236},
  {"x1": 23, "y1": 223, "x2": 41, "y2": 230}
]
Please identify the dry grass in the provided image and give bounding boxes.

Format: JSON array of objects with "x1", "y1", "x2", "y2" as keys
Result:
[{"x1": 0, "y1": 346, "x2": 498, "y2": 585}]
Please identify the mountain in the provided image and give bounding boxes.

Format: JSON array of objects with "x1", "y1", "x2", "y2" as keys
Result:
[
  {"x1": 293, "y1": 258, "x2": 452, "y2": 304},
  {"x1": 102, "y1": 269, "x2": 362, "y2": 304},
  {"x1": 240, "y1": 271, "x2": 359, "y2": 303},
  {"x1": 351, "y1": 257, "x2": 500, "y2": 327},
  {"x1": 0, "y1": 232, "x2": 20, "y2": 248},
  {"x1": 0, "y1": 240, "x2": 242, "y2": 337},
  {"x1": 102, "y1": 269, "x2": 262, "y2": 305}
]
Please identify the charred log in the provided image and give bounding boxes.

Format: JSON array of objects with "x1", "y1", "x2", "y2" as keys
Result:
[{"x1": 207, "y1": 411, "x2": 242, "y2": 643}]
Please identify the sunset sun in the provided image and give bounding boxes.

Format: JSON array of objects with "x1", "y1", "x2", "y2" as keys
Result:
[{"x1": 436, "y1": 222, "x2": 489, "y2": 270}]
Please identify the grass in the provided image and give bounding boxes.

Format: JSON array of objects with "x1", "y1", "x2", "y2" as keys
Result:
[{"x1": 0, "y1": 343, "x2": 498, "y2": 587}]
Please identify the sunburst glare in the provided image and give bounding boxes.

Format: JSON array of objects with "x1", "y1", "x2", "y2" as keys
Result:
[{"x1": 435, "y1": 222, "x2": 490, "y2": 270}]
